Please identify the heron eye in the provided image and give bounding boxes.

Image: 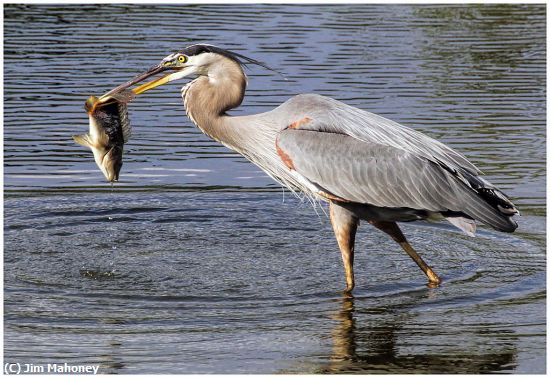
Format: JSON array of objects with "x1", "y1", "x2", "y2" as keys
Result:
[{"x1": 178, "y1": 55, "x2": 187, "y2": 63}]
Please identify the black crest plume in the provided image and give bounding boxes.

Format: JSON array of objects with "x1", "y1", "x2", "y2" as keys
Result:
[{"x1": 179, "y1": 44, "x2": 281, "y2": 75}]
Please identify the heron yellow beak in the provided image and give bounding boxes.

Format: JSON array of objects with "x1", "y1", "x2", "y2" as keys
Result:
[
  {"x1": 100, "y1": 64, "x2": 169, "y2": 99},
  {"x1": 99, "y1": 63, "x2": 195, "y2": 100},
  {"x1": 132, "y1": 68, "x2": 194, "y2": 94},
  {"x1": 132, "y1": 73, "x2": 171, "y2": 94}
]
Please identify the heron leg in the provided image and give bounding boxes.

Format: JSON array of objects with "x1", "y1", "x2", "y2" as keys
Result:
[
  {"x1": 369, "y1": 220, "x2": 441, "y2": 286},
  {"x1": 329, "y1": 202, "x2": 359, "y2": 293}
]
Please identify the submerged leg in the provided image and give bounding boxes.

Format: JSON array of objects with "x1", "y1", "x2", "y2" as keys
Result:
[
  {"x1": 369, "y1": 220, "x2": 441, "y2": 286},
  {"x1": 329, "y1": 202, "x2": 359, "y2": 293}
]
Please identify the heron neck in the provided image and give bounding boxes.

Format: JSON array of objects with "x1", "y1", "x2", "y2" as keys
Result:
[{"x1": 182, "y1": 60, "x2": 246, "y2": 145}]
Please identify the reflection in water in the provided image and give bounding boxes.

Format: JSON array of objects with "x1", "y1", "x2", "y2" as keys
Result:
[
  {"x1": 322, "y1": 294, "x2": 517, "y2": 374},
  {"x1": 329, "y1": 294, "x2": 357, "y2": 365}
]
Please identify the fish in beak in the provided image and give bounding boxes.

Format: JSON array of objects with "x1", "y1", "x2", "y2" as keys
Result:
[{"x1": 73, "y1": 55, "x2": 195, "y2": 183}]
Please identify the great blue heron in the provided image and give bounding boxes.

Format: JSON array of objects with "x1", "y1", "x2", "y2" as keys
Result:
[{"x1": 106, "y1": 44, "x2": 518, "y2": 292}]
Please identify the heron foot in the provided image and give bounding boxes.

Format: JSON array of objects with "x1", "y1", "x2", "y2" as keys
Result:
[
  {"x1": 426, "y1": 267, "x2": 441, "y2": 287},
  {"x1": 342, "y1": 282, "x2": 355, "y2": 294},
  {"x1": 427, "y1": 281, "x2": 440, "y2": 289},
  {"x1": 342, "y1": 287, "x2": 355, "y2": 298}
]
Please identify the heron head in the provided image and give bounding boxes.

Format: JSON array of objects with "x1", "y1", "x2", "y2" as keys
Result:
[{"x1": 103, "y1": 44, "x2": 273, "y2": 96}]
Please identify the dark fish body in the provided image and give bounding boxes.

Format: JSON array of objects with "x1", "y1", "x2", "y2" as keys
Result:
[{"x1": 73, "y1": 91, "x2": 133, "y2": 182}]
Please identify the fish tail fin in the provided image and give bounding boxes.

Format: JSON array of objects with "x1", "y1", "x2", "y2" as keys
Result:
[{"x1": 73, "y1": 133, "x2": 93, "y2": 148}]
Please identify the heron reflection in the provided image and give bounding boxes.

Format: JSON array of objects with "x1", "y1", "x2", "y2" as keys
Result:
[{"x1": 321, "y1": 295, "x2": 517, "y2": 373}]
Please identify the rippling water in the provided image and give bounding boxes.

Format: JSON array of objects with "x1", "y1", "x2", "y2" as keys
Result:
[{"x1": 4, "y1": 4, "x2": 546, "y2": 374}]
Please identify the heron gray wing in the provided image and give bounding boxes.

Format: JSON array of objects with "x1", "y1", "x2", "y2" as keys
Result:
[
  {"x1": 276, "y1": 128, "x2": 516, "y2": 231},
  {"x1": 280, "y1": 94, "x2": 481, "y2": 178},
  {"x1": 277, "y1": 129, "x2": 461, "y2": 211}
]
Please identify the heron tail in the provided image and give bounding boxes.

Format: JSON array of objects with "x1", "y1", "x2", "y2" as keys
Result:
[{"x1": 458, "y1": 171, "x2": 518, "y2": 233}]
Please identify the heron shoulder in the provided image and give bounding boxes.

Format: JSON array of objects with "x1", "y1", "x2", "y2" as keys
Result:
[
  {"x1": 271, "y1": 93, "x2": 347, "y2": 126},
  {"x1": 279, "y1": 93, "x2": 339, "y2": 112}
]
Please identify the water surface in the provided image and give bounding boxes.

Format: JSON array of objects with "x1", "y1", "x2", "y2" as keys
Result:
[{"x1": 4, "y1": 4, "x2": 546, "y2": 374}]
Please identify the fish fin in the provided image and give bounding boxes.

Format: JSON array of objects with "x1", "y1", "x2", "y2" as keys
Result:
[
  {"x1": 108, "y1": 89, "x2": 136, "y2": 104},
  {"x1": 73, "y1": 133, "x2": 93, "y2": 148},
  {"x1": 98, "y1": 89, "x2": 136, "y2": 104},
  {"x1": 118, "y1": 103, "x2": 132, "y2": 143},
  {"x1": 447, "y1": 217, "x2": 476, "y2": 237}
]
